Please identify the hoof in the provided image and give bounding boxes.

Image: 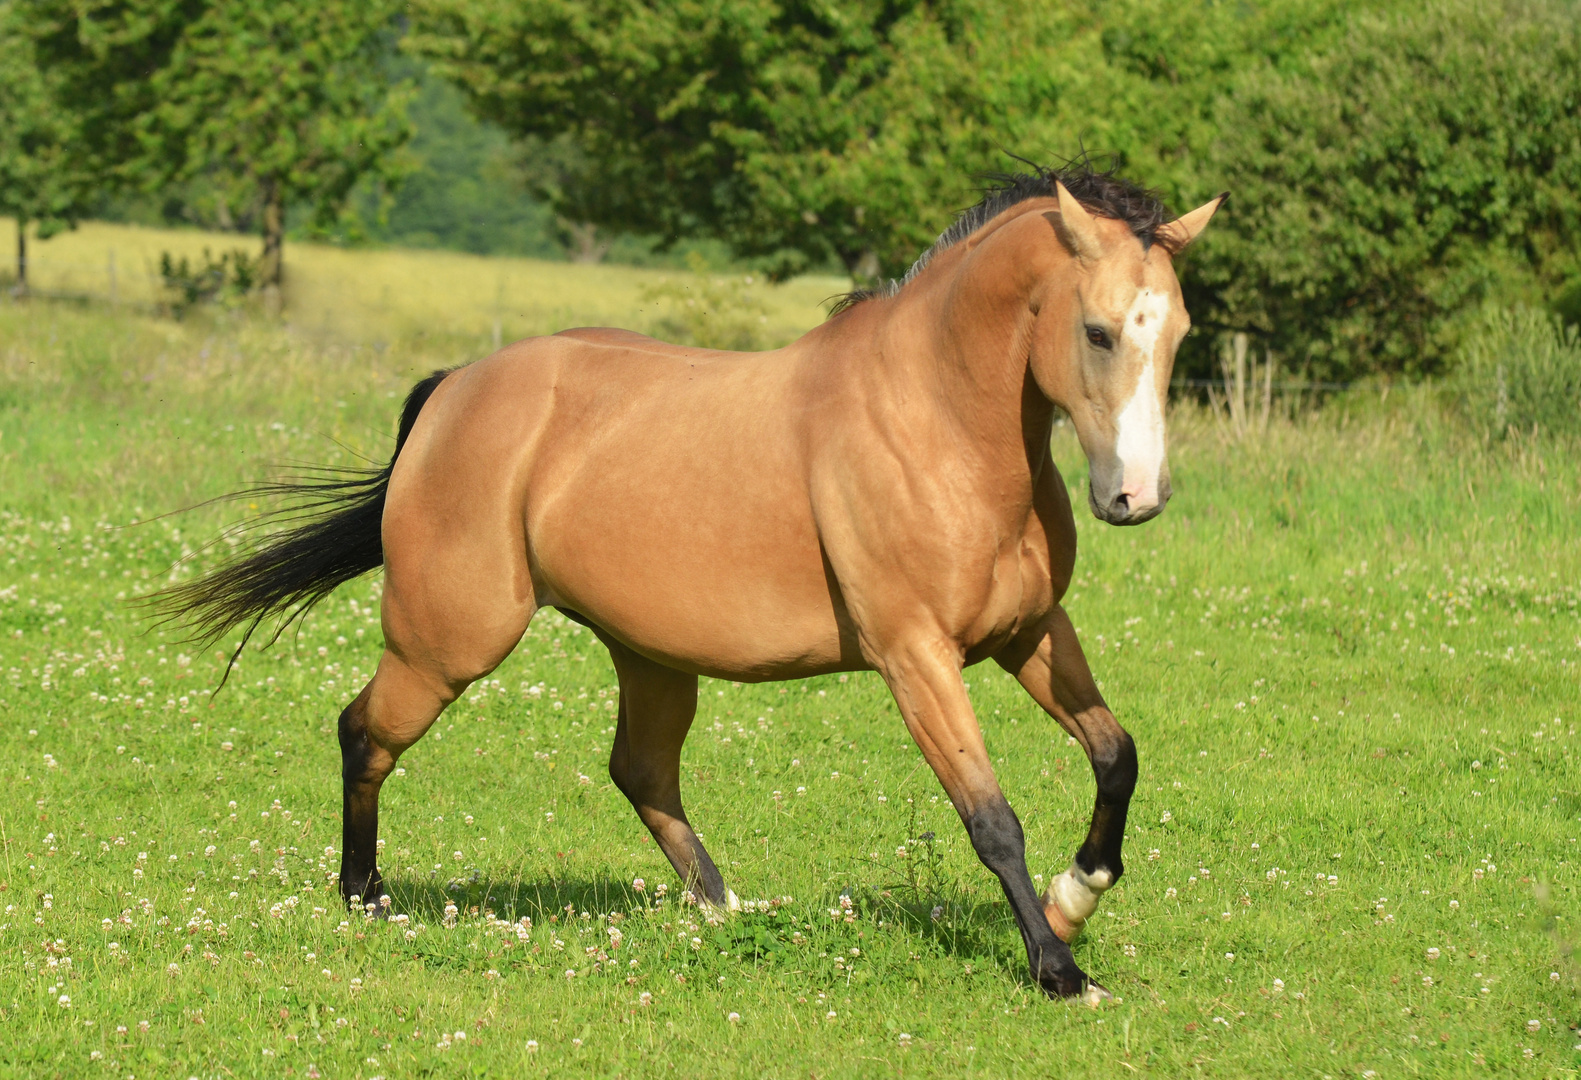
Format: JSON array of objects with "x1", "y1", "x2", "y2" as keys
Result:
[
  {"x1": 1044, "y1": 898, "x2": 1084, "y2": 943},
  {"x1": 1036, "y1": 962, "x2": 1093, "y2": 999},
  {"x1": 702, "y1": 888, "x2": 742, "y2": 914},
  {"x1": 1082, "y1": 981, "x2": 1113, "y2": 1008},
  {"x1": 341, "y1": 879, "x2": 391, "y2": 917}
]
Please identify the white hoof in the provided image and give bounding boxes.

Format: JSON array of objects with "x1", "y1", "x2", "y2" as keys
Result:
[{"x1": 702, "y1": 888, "x2": 742, "y2": 914}]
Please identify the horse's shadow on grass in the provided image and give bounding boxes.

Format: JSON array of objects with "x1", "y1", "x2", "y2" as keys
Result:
[{"x1": 379, "y1": 874, "x2": 1078, "y2": 992}]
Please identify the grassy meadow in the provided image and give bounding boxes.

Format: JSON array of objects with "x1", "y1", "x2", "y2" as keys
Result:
[
  {"x1": 0, "y1": 245, "x2": 1578, "y2": 1078},
  {"x1": 0, "y1": 218, "x2": 845, "y2": 350}
]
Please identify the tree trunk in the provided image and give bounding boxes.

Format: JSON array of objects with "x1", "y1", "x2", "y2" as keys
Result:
[
  {"x1": 15, "y1": 221, "x2": 27, "y2": 296},
  {"x1": 565, "y1": 221, "x2": 609, "y2": 264},
  {"x1": 259, "y1": 180, "x2": 285, "y2": 312},
  {"x1": 840, "y1": 248, "x2": 881, "y2": 286}
]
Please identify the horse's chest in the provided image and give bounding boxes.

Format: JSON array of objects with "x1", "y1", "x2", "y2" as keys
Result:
[{"x1": 959, "y1": 533, "x2": 1057, "y2": 661}]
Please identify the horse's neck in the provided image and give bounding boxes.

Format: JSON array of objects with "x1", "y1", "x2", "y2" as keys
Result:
[{"x1": 883, "y1": 237, "x2": 1057, "y2": 482}]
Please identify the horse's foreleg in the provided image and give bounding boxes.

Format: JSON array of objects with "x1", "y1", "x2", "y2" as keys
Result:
[
  {"x1": 338, "y1": 652, "x2": 453, "y2": 911},
  {"x1": 605, "y1": 644, "x2": 736, "y2": 910},
  {"x1": 878, "y1": 635, "x2": 1097, "y2": 999},
  {"x1": 996, "y1": 607, "x2": 1137, "y2": 944}
]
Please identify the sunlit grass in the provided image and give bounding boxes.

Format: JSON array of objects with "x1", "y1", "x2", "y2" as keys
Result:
[
  {"x1": 0, "y1": 217, "x2": 846, "y2": 349},
  {"x1": 0, "y1": 299, "x2": 1578, "y2": 1077}
]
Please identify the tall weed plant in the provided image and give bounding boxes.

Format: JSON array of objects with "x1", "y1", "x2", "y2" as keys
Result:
[
  {"x1": 640, "y1": 252, "x2": 774, "y2": 351},
  {"x1": 1453, "y1": 305, "x2": 1581, "y2": 440}
]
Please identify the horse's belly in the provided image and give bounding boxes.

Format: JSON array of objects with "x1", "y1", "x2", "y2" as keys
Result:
[
  {"x1": 533, "y1": 506, "x2": 849, "y2": 679},
  {"x1": 521, "y1": 389, "x2": 851, "y2": 679}
]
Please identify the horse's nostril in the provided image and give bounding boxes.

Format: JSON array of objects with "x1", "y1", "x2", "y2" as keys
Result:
[{"x1": 1112, "y1": 493, "x2": 1130, "y2": 516}]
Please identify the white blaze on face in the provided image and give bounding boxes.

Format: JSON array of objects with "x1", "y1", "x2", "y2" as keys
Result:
[{"x1": 1111, "y1": 287, "x2": 1171, "y2": 509}]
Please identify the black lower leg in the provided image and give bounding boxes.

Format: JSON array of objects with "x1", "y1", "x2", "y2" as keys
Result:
[
  {"x1": 338, "y1": 697, "x2": 387, "y2": 909},
  {"x1": 1074, "y1": 727, "x2": 1137, "y2": 881},
  {"x1": 966, "y1": 798, "x2": 1089, "y2": 997}
]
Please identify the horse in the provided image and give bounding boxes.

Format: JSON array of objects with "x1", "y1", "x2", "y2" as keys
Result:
[{"x1": 157, "y1": 162, "x2": 1224, "y2": 1001}]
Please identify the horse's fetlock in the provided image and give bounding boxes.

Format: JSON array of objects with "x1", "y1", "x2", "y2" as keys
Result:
[{"x1": 1044, "y1": 862, "x2": 1115, "y2": 942}]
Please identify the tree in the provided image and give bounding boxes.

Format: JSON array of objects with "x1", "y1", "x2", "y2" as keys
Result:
[
  {"x1": 21, "y1": 0, "x2": 415, "y2": 299},
  {"x1": 1192, "y1": 0, "x2": 1581, "y2": 380},
  {"x1": 411, "y1": 0, "x2": 1070, "y2": 281},
  {"x1": 0, "y1": 1, "x2": 95, "y2": 292}
]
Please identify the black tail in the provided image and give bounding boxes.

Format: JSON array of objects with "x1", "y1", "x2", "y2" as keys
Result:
[{"x1": 149, "y1": 369, "x2": 453, "y2": 673}]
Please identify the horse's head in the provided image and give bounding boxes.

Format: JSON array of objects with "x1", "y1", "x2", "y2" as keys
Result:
[{"x1": 1030, "y1": 184, "x2": 1224, "y2": 526}]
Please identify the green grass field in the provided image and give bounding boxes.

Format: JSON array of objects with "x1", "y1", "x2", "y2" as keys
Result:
[
  {"x1": 0, "y1": 218, "x2": 845, "y2": 351},
  {"x1": 0, "y1": 287, "x2": 1578, "y2": 1078}
]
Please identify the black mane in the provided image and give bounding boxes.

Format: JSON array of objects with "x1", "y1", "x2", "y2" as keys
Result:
[{"x1": 829, "y1": 157, "x2": 1170, "y2": 316}]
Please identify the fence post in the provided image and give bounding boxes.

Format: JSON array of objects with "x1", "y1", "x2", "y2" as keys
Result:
[
  {"x1": 1232, "y1": 332, "x2": 1248, "y2": 437},
  {"x1": 1260, "y1": 350, "x2": 1275, "y2": 434}
]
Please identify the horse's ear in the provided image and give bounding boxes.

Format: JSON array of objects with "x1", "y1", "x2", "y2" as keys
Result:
[
  {"x1": 1156, "y1": 192, "x2": 1228, "y2": 254},
  {"x1": 1044, "y1": 182, "x2": 1104, "y2": 261}
]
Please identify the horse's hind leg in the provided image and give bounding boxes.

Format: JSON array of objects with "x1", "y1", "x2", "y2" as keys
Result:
[
  {"x1": 603, "y1": 640, "x2": 737, "y2": 910},
  {"x1": 996, "y1": 606, "x2": 1137, "y2": 943},
  {"x1": 338, "y1": 567, "x2": 533, "y2": 908},
  {"x1": 337, "y1": 653, "x2": 457, "y2": 908}
]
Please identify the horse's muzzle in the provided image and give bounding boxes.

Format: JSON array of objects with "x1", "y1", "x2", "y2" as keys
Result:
[{"x1": 1089, "y1": 478, "x2": 1171, "y2": 526}]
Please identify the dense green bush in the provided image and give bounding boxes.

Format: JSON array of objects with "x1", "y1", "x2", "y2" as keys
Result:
[
  {"x1": 1451, "y1": 306, "x2": 1581, "y2": 440},
  {"x1": 1193, "y1": 0, "x2": 1581, "y2": 383}
]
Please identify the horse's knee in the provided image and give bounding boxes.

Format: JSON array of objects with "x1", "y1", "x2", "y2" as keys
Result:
[
  {"x1": 966, "y1": 799, "x2": 1027, "y2": 872},
  {"x1": 1088, "y1": 719, "x2": 1137, "y2": 804}
]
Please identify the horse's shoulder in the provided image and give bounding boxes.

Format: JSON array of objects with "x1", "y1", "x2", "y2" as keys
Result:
[{"x1": 1027, "y1": 453, "x2": 1078, "y2": 596}]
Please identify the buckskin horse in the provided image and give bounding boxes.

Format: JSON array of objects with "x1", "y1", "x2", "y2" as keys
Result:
[{"x1": 158, "y1": 163, "x2": 1224, "y2": 1001}]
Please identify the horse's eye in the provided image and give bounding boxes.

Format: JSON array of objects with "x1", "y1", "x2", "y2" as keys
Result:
[{"x1": 1085, "y1": 326, "x2": 1112, "y2": 349}]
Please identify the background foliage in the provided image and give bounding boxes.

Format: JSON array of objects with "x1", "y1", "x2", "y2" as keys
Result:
[
  {"x1": 4, "y1": 0, "x2": 1580, "y2": 376},
  {"x1": 17, "y1": 0, "x2": 414, "y2": 288},
  {"x1": 1194, "y1": 0, "x2": 1581, "y2": 381},
  {"x1": 0, "y1": 0, "x2": 95, "y2": 286}
]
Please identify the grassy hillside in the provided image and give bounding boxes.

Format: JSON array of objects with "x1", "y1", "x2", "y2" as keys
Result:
[
  {"x1": 0, "y1": 288, "x2": 1577, "y2": 1077},
  {"x1": 0, "y1": 218, "x2": 847, "y2": 350}
]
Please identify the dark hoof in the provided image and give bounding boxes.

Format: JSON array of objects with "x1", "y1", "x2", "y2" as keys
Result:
[
  {"x1": 340, "y1": 872, "x2": 390, "y2": 916},
  {"x1": 1037, "y1": 964, "x2": 1102, "y2": 1001}
]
